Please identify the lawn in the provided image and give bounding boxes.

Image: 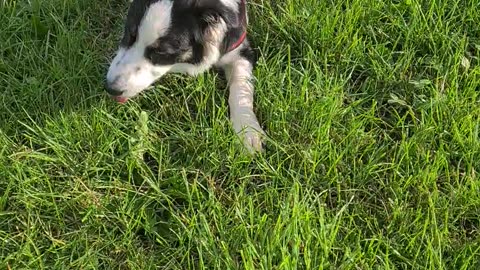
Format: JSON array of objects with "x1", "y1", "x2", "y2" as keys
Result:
[{"x1": 1, "y1": 0, "x2": 480, "y2": 268}]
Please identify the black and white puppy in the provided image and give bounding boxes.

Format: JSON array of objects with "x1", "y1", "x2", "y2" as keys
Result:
[{"x1": 106, "y1": 0, "x2": 264, "y2": 153}]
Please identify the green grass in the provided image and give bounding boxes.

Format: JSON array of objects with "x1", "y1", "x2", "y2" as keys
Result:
[{"x1": 1, "y1": 0, "x2": 480, "y2": 268}]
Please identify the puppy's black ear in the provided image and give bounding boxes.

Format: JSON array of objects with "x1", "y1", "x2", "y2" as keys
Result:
[
  {"x1": 198, "y1": 1, "x2": 247, "y2": 53},
  {"x1": 191, "y1": 7, "x2": 230, "y2": 45},
  {"x1": 193, "y1": 0, "x2": 240, "y2": 28}
]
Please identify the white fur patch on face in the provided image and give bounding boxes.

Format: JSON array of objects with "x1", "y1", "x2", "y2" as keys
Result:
[
  {"x1": 137, "y1": 1, "x2": 172, "y2": 46},
  {"x1": 106, "y1": 1, "x2": 173, "y2": 97}
]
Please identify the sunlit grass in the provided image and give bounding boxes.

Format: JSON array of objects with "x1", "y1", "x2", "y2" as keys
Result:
[{"x1": 1, "y1": 0, "x2": 480, "y2": 268}]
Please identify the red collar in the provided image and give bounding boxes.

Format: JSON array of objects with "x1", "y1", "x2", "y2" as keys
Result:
[{"x1": 225, "y1": 0, "x2": 247, "y2": 52}]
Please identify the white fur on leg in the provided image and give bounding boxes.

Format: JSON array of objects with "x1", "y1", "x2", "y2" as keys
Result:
[{"x1": 223, "y1": 57, "x2": 264, "y2": 153}]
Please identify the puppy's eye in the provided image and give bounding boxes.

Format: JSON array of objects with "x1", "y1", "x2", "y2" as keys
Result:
[
  {"x1": 145, "y1": 46, "x2": 177, "y2": 65},
  {"x1": 127, "y1": 31, "x2": 137, "y2": 46}
]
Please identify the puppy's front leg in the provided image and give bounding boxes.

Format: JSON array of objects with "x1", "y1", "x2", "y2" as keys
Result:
[{"x1": 222, "y1": 52, "x2": 265, "y2": 153}]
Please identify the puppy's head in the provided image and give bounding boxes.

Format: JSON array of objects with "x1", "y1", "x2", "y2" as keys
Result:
[{"x1": 106, "y1": 0, "x2": 236, "y2": 101}]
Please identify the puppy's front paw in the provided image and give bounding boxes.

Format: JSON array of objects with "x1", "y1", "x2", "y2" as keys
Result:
[
  {"x1": 234, "y1": 121, "x2": 265, "y2": 154},
  {"x1": 240, "y1": 127, "x2": 264, "y2": 153}
]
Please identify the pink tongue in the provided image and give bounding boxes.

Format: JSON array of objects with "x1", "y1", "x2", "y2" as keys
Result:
[{"x1": 113, "y1": 96, "x2": 128, "y2": 104}]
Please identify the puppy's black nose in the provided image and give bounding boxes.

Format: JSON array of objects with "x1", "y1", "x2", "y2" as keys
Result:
[{"x1": 105, "y1": 80, "x2": 124, "y2": 96}]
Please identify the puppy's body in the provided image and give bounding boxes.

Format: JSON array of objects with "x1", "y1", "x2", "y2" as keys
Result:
[{"x1": 106, "y1": 0, "x2": 264, "y2": 152}]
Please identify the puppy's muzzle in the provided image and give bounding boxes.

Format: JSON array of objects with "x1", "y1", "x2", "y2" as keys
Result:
[{"x1": 105, "y1": 78, "x2": 124, "y2": 96}]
